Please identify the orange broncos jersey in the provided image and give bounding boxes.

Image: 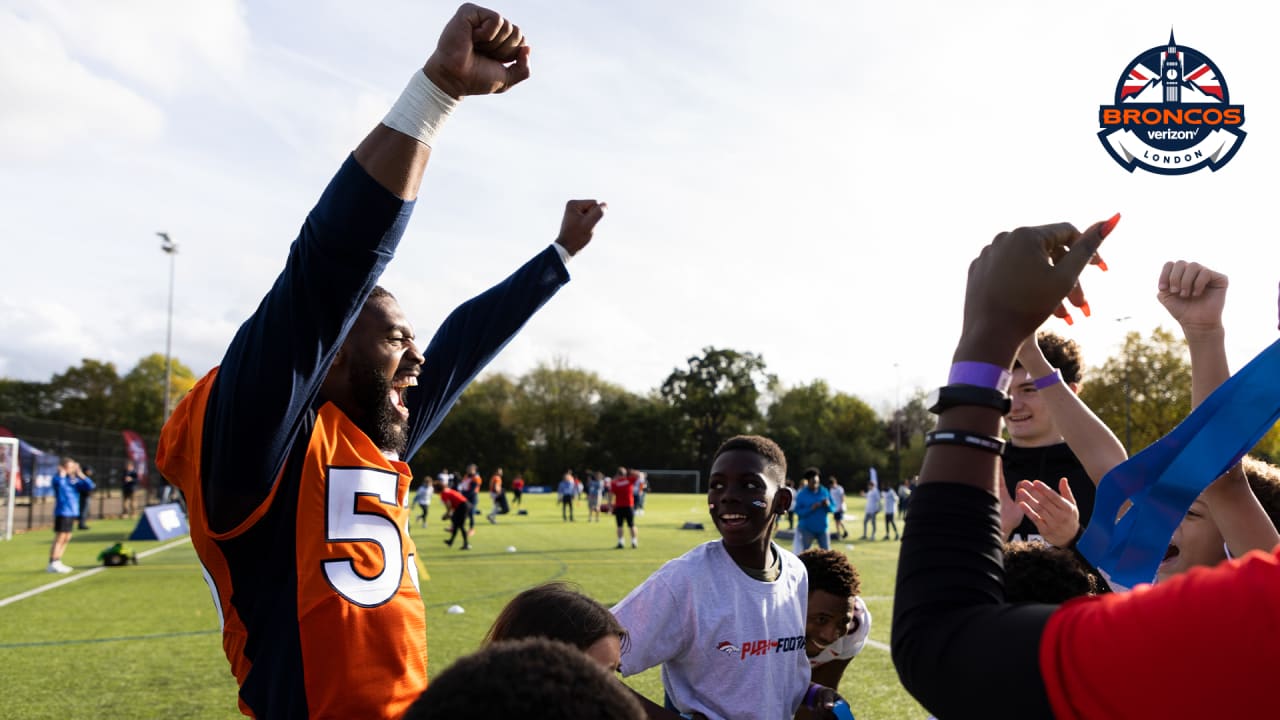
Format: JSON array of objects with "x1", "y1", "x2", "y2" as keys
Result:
[{"x1": 158, "y1": 369, "x2": 426, "y2": 719}]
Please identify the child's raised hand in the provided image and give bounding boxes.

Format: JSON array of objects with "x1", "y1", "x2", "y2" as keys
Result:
[{"x1": 1157, "y1": 260, "x2": 1228, "y2": 337}]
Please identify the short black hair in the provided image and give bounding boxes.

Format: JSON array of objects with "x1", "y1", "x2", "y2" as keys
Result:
[
  {"x1": 802, "y1": 467, "x2": 821, "y2": 481},
  {"x1": 485, "y1": 582, "x2": 629, "y2": 655},
  {"x1": 714, "y1": 435, "x2": 787, "y2": 484},
  {"x1": 1014, "y1": 331, "x2": 1084, "y2": 385},
  {"x1": 367, "y1": 285, "x2": 396, "y2": 303},
  {"x1": 799, "y1": 548, "x2": 861, "y2": 598},
  {"x1": 1002, "y1": 541, "x2": 1097, "y2": 603},
  {"x1": 403, "y1": 638, "x2": 643, "y2": 720}
]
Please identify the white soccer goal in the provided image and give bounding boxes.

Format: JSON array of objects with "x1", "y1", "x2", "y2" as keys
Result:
[
  {"x1": 635, "y1": 469, "x2": 702, "y2": 494},
  {"x1": 0, "y1": 437, "x2": 17, "y2": 541}
]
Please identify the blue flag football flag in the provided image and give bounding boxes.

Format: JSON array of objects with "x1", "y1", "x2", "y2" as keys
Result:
[{"x1": 1079, "y1": 337, "x2": 1280, "y2": 587}]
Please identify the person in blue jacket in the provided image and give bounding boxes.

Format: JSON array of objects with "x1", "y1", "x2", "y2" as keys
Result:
[
  {"x1": 794, "y1": 467, "x2": 834, "y2": 551},
  {"x1": 48, "y1": 457, "x2": 86, "y2": 573}
]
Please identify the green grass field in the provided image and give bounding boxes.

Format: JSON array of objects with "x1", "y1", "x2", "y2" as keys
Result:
[{"x1": 0, "y1": 493, "x2": 925, "y2": 719}]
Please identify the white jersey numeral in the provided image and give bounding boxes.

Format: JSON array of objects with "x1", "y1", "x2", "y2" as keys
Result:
[{"x1": 322, "y1": 467, "x2": 405, "y2": 607}]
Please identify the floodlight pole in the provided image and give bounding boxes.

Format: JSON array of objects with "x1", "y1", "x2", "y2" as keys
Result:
[{"x1": 159, "y1": 233, "x2": 178, "y2": 423}]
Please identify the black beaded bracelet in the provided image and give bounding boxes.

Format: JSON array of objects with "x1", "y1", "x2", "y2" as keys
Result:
[{"x1": 924, "y1": 429, "x2": 1006, "y2": 455}]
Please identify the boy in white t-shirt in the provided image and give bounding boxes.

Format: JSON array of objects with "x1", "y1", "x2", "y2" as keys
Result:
[{"x1": 612, "y1": 435, "x2": 842, "y2": 720}]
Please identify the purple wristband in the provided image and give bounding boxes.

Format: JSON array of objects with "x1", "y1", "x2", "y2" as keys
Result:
[
  {"x1": 804, "y1": 683, "x2": 823, "y2": 709},
  {"x1": 1033, "y1": 369, "x2": 1063, "y2": 390},
  {"x1": 948, "y1": 361, "x2": 1012, "y2": 393}
]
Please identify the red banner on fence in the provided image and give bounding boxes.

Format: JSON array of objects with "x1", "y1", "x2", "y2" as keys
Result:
[{"x1": 122, "y1": 430, "x2": 149, "y2": 488}]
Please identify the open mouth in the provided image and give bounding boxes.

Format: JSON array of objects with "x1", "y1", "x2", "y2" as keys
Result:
[
  {"x1": 389, "y1": 375, "x2": 418, "y2": 420},
  {"x1": 718, "y1": 513, "x2": 748, "y2": 529},
  {"x1": 1160, "y1": 544, "x2": 1180, "y2": 565}
]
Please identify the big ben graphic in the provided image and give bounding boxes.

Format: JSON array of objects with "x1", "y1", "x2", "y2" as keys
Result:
[{"x1": 1163, "y1": 30, "x2": 1182, "y2": 103}]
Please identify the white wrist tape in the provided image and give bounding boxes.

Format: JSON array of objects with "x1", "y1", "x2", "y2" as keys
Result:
[{"x1": 381, "y1": 70, "x2": 459, "y2": 148}]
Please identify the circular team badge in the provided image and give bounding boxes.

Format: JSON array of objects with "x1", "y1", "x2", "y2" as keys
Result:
[{"x1": 1098, "y1": 31, "x2": 1245, "y2": 174}]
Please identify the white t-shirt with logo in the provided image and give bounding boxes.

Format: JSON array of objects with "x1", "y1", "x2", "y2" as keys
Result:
[{"x1": 612, "y1": 541, "x2": 809, "y2": 720}]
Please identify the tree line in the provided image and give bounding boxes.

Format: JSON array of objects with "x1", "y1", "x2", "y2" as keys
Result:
[{"x1": 4, "y1": 330, "x2": 1276, "y2": 487}]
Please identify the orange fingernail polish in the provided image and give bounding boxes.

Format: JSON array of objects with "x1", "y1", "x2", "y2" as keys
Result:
[
  {"x1": 1063, "y1": 313, "x2": 1074, "y2": 326},
  {"x1": 1081, "y1": 302, "x2": 1092, "y2": 317},
  {"x1": 1097, "y1": 259, "x2": 1109, "y2": 271},
  {"x1": 1100, "y1": 213, "x2": 1121, "y2": 238}
]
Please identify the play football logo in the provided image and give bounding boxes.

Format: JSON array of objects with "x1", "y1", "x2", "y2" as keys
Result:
[{"x1": 1098, "y1": 31, "x2": 1245, "y2": 174}]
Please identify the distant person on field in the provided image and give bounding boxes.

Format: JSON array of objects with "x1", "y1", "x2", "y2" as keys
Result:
[
  {"x1": 608, "y1": 467, "x2": 639, "y2": 549},
  {"x1": 121, "y1": 460, "x2": 139, "y2": 517},
  {"x1": 487, "y1": 467, "x2": 507, "y2": 523},
  {"x1": 414, "y1": 479, "x2": 432, "y2": 529},
  {"x1": 881, "y1": 485, "x2": 899, "y2": 540},
  {"x1": 634, "y1": 471, "x2": 648, "y2": 516},
  {"x1": 861, "y1": 482, "x2": 880, "y2": 540},
  {"x1": 794, "y1": 468, "x2": 833, "y2": 552},
  {"x1": 47, "y1": 457, "x2": 84, "y2": 573},
  {"x1": 75, "y1": 466, "x2": 95, "y2": 530},
  {"x1": 559, "y1": 471, "x2": 577, "y2": 522},
  {"x1": 459, "y1": 464, "x2": 483, "y2": 535},
  {"x1": 441, "y1": 484, "x2": 473, "y2": 551},
  {"x1": 511, "y1": 473, "x2": 525, "y2": 508},
  {"x1": 586, "y1": 470, "x2": 604, "y2": 522},
  {"x1": 825, "y1": 476, "x2": 847, "y2": 539},
  {"x1": 898, "y1": 476, "x2": 915, "y2": 520}
]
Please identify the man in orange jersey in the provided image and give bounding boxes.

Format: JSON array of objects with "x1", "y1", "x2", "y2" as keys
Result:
[{"x1": 157, "y1": 5, "x2": 605, "y2": 718}]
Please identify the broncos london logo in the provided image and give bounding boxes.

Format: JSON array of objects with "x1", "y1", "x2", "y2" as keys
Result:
[{"x1": 1098, "y1": 30, "x2": 1245, "y2": 174}]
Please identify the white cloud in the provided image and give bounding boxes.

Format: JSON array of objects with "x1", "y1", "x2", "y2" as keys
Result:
[
  {"x1": 0, "y1": 10, "x2": 164, "y2": 159},
  {"x1": 19, "y1": 0, "x2": 251, "y2": 94}
]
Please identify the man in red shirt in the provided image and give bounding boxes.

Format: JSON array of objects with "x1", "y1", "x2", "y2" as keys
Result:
[
  {"x1": 440, "y1": 486, "x2": 471, "y2": 551},
  {"x1": 608, "y1": 467, "x2": 639, "y2": 549},
  {"x1": 511, "y1": 474, "x2": 525, "y2": 509}
]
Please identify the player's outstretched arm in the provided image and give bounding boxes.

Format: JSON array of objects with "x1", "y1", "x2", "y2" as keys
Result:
[
  {"x1": 403, "y1": 200, "x2": 606, "y2": 455},
  {"x1": 1158, "y1": 260, "x2": 1279, "y2": 558},
  {"x1": 1014, "y1": 337, "x2": 1126, "y2": 485},
  {"x1": 191, "y1": 4, "x2": 533, "y2": 532}
]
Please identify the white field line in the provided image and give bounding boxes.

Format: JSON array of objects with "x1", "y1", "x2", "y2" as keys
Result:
[{"x1": 0, "y1": 537, "x2": 190, "y2": 608}]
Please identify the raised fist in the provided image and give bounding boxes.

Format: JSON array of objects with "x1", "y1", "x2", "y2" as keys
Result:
[
  {"x1": 424, "y1": 4, "x2": 531, "y2": 98},
  {"x1": 556, "y1": 200, "x2": 607, "y2": 256}
]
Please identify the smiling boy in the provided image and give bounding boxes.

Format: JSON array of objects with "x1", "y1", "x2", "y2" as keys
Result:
[
  {"x1": 611, "y1": 435, "x2": 811, "y2": 720},
  {"x1": 1002, "y1": 332, "x2": 1097, "y2": 543},
  {"x1": 796, "y1": 548, "x2": 871, "y2": 711}
]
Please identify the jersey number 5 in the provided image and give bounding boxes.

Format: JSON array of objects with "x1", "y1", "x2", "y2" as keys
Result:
[{"x1": 323, "y1": 467, "x2": 405, "y2": 607}]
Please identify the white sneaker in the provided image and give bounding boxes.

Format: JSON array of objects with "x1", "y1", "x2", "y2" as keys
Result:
[{"x1": 46, "y1": 561, "x2": 72, "y2": 574}]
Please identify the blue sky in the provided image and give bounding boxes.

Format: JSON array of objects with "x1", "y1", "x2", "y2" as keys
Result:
[{"x1": 3, "y1": 0, "x2": 1278, "y2": 415}]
